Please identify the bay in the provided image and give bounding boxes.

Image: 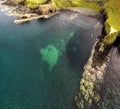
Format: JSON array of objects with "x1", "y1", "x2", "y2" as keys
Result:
[{"x1": 0, "y1": 7, "x2": 102, "y2": 109}]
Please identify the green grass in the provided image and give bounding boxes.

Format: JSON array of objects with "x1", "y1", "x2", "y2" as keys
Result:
[
  {"x1": 71, "y1": 0, "x2": 100, "y2": 11},
  {"x1": 51, "y1": 0, "x2": 72, "y2": 8},
  {"x1": 104, "y1": 0, "x2": 120, "y2": 31},
  {"x1": 25, "y1": 0, "x2": 48, "y2": 8},
  {"x1": 51, "y1": 0, "x2": 100, "y2": 11},
  {"x1": 102, "y1": 0, "x2": 120, "y2": 44}
]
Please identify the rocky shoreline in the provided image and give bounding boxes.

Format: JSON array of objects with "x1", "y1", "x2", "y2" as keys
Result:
[
  {"x1": 13, "y1": 12, "x2": 59, "y2": 24},
  {"x1": 0, "y1": 0, "x2": 104, "y2": 24},
  {"x1": 74, "y1": 6, "x2": 120, "y2": 108},
  {"x1": 74, "y1": 36, "x2": 112, "y2": 109},
  {"x1": 73, "y1": 10, "x2": 119, "y2": 108},
  {"x1": 1, "y1": 0, "x2": 59, "y2": 24},
  {"x1": 61, "y1": 8, "x2": 102, "y2": 21}
]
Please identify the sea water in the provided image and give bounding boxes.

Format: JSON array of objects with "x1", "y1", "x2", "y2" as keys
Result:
[{"x1": 0, "y1": 7, "x2": 102, "y2": 109}]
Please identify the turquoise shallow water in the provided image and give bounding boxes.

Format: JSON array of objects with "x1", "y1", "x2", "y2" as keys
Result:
[{"x1": 0, "y1": 6, "x2": 102, "y2": 109}]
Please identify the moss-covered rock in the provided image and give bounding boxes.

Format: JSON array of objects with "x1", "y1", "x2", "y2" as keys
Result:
[
  {"x1": 103, "y1": 23, "x2": 120, "y2": 44},
  {"x1": 75, "y1": 76, "x2": 101, "y2": 109}
]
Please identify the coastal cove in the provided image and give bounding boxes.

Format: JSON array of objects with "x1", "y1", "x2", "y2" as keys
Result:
[{"x1": 0, "y1": 4, "x2": 103, "y2": 109}]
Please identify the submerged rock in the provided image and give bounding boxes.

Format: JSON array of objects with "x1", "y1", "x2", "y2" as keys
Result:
[{"x1": 40, "y1": 45, "x2": 59, "y2": 71}]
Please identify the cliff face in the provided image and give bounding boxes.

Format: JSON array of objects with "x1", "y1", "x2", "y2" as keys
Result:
[{"x1": 103, "y1": 0, "x2": 120, "y2": 44}]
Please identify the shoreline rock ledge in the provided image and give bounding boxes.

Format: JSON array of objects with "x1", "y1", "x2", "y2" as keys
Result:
[
  {"x1": 1, "y1": 0, "x2": 59, "y2": 24},
  {"x1": 1, "y1": 0, "x2": 103, "y2": 24}
]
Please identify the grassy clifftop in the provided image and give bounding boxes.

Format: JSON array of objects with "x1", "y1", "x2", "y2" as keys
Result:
[
  {"x1": 25, "y1": 0, "x2": 48, "y2": 7},
  {"x1": 52, "y1": 0, "x2": 101, "y2": 11},
  {"x1": 25, "y1": 0, "x2": 101, "y2": 11},
  {"x1": 102, "y1": 0, "x2": 120, "y2": 44},
  {"x1": 104, "y1": 0, "x2": 120, "y2": 31}
]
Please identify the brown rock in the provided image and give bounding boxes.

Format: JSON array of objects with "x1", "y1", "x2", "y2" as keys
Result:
[
  {"x1": 37, "y1": 4, "x2": 57, "y2": 15},
  {"x1": 3, "y1": 0, "x2": 25, "y2": 6}
]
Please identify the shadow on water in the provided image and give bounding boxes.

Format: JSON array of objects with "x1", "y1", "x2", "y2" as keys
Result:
[{"x1": 66, "y1": 28, "x2": 90, "y2": 69}]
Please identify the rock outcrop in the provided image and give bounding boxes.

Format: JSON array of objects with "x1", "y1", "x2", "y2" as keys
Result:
[
  {"x1": 74, "y1": 38, "x2": 112, "y2": 109},
  {"x1": 2, "y1": 0, "x2": 25, "y2": 6},
  {"x1": 2, "y1": 0, "x2": 58, "y2": 24}
]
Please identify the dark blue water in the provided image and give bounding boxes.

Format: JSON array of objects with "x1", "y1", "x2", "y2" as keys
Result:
[{"x1": 0, "y1": 6, "x2": 102, "y2": 109}]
